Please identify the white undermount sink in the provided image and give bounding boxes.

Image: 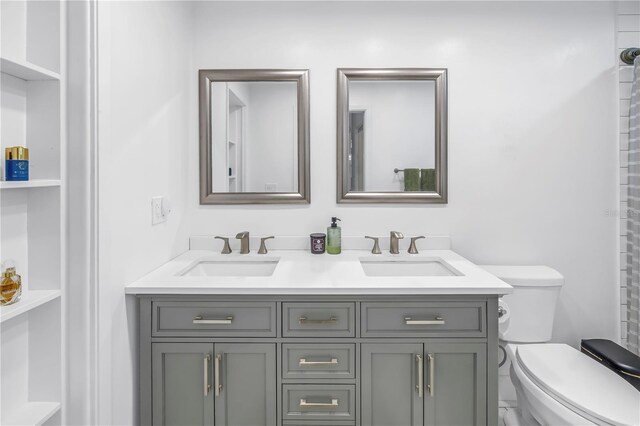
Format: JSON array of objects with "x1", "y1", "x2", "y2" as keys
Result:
[
  {"x1": 178, "y1": 258, "x2": 280, "y2": 277},
  {"x1": 359, "y1": 257, "x2": 462, "y2": 277}
]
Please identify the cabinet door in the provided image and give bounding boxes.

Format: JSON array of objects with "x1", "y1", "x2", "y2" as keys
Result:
[
  {"x1": 424, "y1": 342, "x2": 487, "y2": 426},
  {"x1": 152, "y1": 343, "x2": 214, "y2": 426},
  {"x1": 361, "y1": 343, "x2": 424, "y2": 426},
  {"x1": 214, "y1": 343, "x2": 276, "y2": 426}
]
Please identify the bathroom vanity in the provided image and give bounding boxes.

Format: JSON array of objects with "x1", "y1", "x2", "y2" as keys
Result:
[{"x1": 127, "y1": 247, "x2": 511, "y2": 426}]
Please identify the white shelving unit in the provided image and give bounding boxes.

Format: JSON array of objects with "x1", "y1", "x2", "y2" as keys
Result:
[
  {"x1": 1, "y1": 1, "x2": 66, "y2": 425},
  {"x1": 0, "y1": 290, "x2": 61, "y2": 323},
  {"x1": 0, "y1": 57, "x2": 60, "y2": 81},
  {"x1": 0, "y1": 180, "x2": 62, "y2": 190}
]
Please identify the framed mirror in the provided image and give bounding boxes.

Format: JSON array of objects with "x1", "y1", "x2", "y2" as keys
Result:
[
  {"x1": 199, "y1": 69, "x2": 310, "y2": 204},
  {"x1": 337, "y1": 68, "x2": 447, "y2": 203}
]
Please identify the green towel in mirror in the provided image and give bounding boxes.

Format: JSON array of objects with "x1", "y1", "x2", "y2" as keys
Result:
[
  {"x1": 404, "y1": 168, "x2": 420, "y2": 191},
  {"x1": 421, "y1": 168, "x2": 436, "y2": 191}
]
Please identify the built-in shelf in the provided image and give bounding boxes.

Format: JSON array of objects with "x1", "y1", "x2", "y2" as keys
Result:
[
  {"x1": 0, "y1": 290, "x2": 61, "y2": 323},
  {"x1": 1, "y1": 1, "x2": 65, "y2": 422},
  {"x1": 0, "y1": 180, "x2": 62, "y2": 189},
  {"x1": 3, "y1": 401, "x2": 61, "y2": 426},
  {"x1": 0, "y1": 57, "x2": 60, "y2": 81}
]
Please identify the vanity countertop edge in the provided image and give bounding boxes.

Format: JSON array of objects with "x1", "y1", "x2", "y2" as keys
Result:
[{"x1": 124, "y1": 249, "x2": 513, "y2": 295}]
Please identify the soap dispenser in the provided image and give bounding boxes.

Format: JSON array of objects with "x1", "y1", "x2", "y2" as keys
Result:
[{"x1": 327, "y1": 217, "x2": 342, "y2": 255}]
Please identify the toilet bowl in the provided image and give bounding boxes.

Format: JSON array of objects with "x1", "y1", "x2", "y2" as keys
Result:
[{"x1": 481, "y1": 265, "x2": 640, "y2": 426}]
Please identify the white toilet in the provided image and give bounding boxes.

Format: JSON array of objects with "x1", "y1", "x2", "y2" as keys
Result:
[{"x1": 482, "y1": 265, "x2": 640, "y2": 426}]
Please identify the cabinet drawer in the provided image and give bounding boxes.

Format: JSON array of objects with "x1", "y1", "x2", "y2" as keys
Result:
[
  {"x1": 152, "y1": 301, "x2": 276, "y2": 337},
  {"x1": 361, "y1": 302, "x2": 485, "y2": 337},
  {"x1": 282, "y1": 344, "x2": 355, "y2": 379},
  {"x1": 283, "y1": 303, "x2": 355, "y2": 337},
  {"x1": 282, "y1": 384, "x2": 355, "y2": 422}
]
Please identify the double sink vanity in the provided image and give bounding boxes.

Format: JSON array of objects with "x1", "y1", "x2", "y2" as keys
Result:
[
  {"x1": 126, "y1": 66, "x2": 512, "y2": 425},
  {"x1": 126, "y1": 236, "x2": 511, "y2": 426}
]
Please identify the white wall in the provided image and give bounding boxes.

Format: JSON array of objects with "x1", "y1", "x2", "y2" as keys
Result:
[
  {"x1": 96, "y1": 2, "x2": 193, "y2": 424},
  {"x1": 617, "y1": 0, "x2": 640, "y2": 350},
  {"x1": 349, "y1": 80, "x2": 435, "y2": 191},
  {"x1": 190, "y1": 1, "x2": 619, "y2": 349}
]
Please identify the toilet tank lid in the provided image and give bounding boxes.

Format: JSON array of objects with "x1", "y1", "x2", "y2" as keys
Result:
[{"x1": 479, "y1": 265, "x2": 564, "y2": 287}]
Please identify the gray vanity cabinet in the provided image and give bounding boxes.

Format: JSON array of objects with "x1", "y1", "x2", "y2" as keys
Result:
[
  {"x1": 214, "y1": 343, "x2": 276, "y2": 426},
  {"x1": 423, "y1": 343, "x2": 487, "y2": 426},
  {"x1": 152, "y1": 343, "x2": 215, "y2": 426},
  {"x1": 361, "y1": 342, "x2": 486, "y2": 426},
  {"x1": 151, "y1": 342, "x2": 276, "y2": 426},
  {"x1": 361, "y1": 344, "x2": 424, "y2": 426},
  {"x1": 139, "y1": 296, "x2": 498, "y2": 426}
]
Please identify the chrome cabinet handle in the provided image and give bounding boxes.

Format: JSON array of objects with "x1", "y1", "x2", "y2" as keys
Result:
[
  {"x1": 214, "y1": 354, "x2": 222, "y2": 396},
  {"x1": 204, "y1": 354, "x2": 211, "y2": 396},
  {"x1": 416, "y1": 354, "x2": 423, "y2": 397},
  {"x1": 299, "y1": 358, "x2": 338, "y2": 366},
  {"x1": 193, "y1": 316, "x2": 233, "y2": 325},
  {"x1": 300, "y1": 398, "x2": 339, "y2": 408},
  {"x1": 427, "y1": 353, "x2": 434, "y2": 396},
  {"x1": 299, "y1": 316, "x2": 337, "y2": 324},
  {"x1": 404, "y1": 316, "x2": 445, "y2": 325}
]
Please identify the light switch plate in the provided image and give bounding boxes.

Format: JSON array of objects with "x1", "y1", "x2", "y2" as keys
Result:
[{"x1": 151, "y1": 196, "x2": 168, "y2": 225}]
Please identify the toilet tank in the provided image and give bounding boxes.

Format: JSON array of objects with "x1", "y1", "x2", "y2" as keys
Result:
[{"x1": 481, "y1": 265, "x2": 564, "y2": 343}]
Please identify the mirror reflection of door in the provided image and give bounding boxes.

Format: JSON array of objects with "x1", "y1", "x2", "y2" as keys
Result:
[
  {"x1": 228, "y1": 89, "x2": 245, "y2": 192},
  {"x1": 349, "y1": 111, "x2": 365, "y2": 191},
  {"x1": 210, "y1": 81, "x2": 298, "y2": 194},
  {"x1": 347, "y1": 80, "x2": 435, "y2": 192}
]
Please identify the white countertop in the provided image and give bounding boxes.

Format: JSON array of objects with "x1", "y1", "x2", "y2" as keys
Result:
[{"x1": 124, "y1": 249, "x2": 513, "y2": 295}]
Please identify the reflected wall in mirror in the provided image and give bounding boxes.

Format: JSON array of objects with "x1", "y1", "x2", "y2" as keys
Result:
[
  {"x1": 337, "y1": 69, "x2": 447, "y2": 203},
  {"x1": 199, "y1": 69, "x2": 310, "y2": 204}
]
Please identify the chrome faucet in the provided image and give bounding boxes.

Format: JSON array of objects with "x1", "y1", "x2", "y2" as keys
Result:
[
  {"x1": 408, "y1": 236, "x2": 425, "y2": 254},
  {"x1": 258, "y1": 236, "x2": 275, "y2": 254},
  {"x1": 236, "y1": 231, "x2": 250, "y2": 254},
  {"x1": 389, "y1": 231, "x2": 404, "y2": 254},
  {"x1": 215, "y1": 236, "x2": 232, "y2": 254}
]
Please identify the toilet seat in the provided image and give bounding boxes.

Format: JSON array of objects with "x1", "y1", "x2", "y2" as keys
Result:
[{"x1": 515, "y1": 344, "x2": 640, "y2": 426}]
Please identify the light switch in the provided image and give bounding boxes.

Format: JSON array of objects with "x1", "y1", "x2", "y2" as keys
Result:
[{"x1": 151, "y1": 196, "x2": 170, "y2": 225}]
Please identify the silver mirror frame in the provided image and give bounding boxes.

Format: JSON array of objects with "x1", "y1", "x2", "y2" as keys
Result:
[
  {"x1": 336, "y1": 68, "x2": 448, "y2": 204},
  {"x1": 199, "y1": 69, "x2": 310, "y2": 204}
]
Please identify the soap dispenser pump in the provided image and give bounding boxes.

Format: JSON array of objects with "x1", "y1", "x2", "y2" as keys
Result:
[{"x1": 327, "y1": 217, "x2": 342, "y2": 255}]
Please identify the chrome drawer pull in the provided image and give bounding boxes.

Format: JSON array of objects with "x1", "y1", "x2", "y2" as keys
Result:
[
  {"x1": 204, "y1": 354, "x2": 211, "y2": 397},
  {"x1": 415, "y1": 354, "x2": 423, "y2": 397},
  {"x1": 404, "y1": 316, "x2": 445, "y2": 325},
  {"x1": 300, "y1": 398, "x2": 339, "y2": 408},
  {"x1": 299, "y1": 357, "x2": 338, "y2": 366},
  {"x1": 427, "y1": 353, "x2": 435, "y2": 396},
  {"x1": 193, "y1": 316, "x2": 233, "y2": 325},
  {"x1": 298, "y1": 316, "x2": 337, "y2": 324},
  {"x1": 214, "y1": 354, "x2": 222, "y2": 396}
]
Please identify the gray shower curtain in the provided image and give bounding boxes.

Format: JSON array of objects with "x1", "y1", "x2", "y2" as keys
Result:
[{"x1": 627, "y1": 56, "x2": 640, "y2": 355}]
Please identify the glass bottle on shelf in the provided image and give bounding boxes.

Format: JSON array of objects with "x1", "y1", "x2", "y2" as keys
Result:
[{"x1": 0, "y1": 266, "x2": 22, "y2": 306}]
